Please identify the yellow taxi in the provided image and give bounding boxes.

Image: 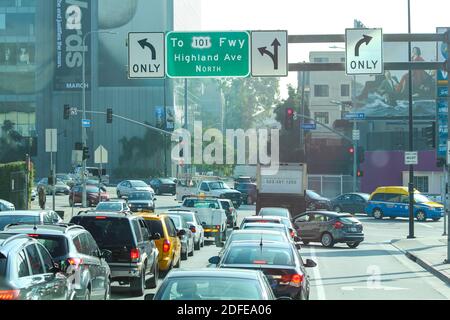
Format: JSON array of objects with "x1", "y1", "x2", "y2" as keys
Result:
[
  {"x1": 365, "y1": 186, "x2": 444, "y2": 222},
  {"x1": 136, "y1": 212, "x2": 182, "y2": 271}
]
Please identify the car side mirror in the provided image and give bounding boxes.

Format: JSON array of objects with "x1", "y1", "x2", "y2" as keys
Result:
[
  {"x1": 151, "y1": 233, "x2": 161, "y2": 241},
  {"x1": 305, "y1": 259, "x2": 317, "y2": 268},
  {"x1": 101, "y1": 249, "x2": 112, "y2": 261},
  {"x1": 177, "y1": 229, "x2": 186, "y2": 237},
  {"x1": 208, "y1": 256, "x2": 220, "y2": 265},
  {"x1": 50, "y1": 262, "x2": 62, "y2": 274},
  {"x1": 144, "y1": 293, "x2": 155, "y2": 300}
]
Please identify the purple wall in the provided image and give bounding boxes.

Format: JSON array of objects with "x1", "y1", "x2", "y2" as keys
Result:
[{"x1": 360, "y1": 150, "x2": 440, "y2": 194}]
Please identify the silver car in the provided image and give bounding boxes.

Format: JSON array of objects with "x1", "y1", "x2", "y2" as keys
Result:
[
  {"x1": 167, "y1": 210, "x2": 205, "y2": 250},
  {"x1": 37, "y1": 177, "x2": 70, "y2": 195},
  {"x1": 0, "y1": 199, "x2": 15, "y2": 211},
  {"x1": 167, "y1": 214, "x2": 194, "y2": 260},
  {"x1": 116, "y1": 180, "x2": 154, "y2": 198}
]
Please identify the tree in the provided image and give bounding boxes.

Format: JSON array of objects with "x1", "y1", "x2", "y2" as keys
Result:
[{"x1": 0, "y1": 120, "x2": 28, "y2": 163}]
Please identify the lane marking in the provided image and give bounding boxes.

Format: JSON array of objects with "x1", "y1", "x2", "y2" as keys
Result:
[{"x1": 308, "y1": 246, "x2": 326, "y2": 300}]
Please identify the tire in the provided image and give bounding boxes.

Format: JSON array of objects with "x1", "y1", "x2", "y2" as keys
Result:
[
  {"x1": 181, "y1": 250, "x2": 188, "y2": 260},
  {"x1": 173, "y1": 254, "x2": 181, "y2": 268},
  {"x1": 321, "y1": 232, "x2": 334, "y2": 248},
  {"x1": 347, "y1": 241, "x2": 361, "y2": 248},
  {"x1": 333, "y1": 206, "x2": 342, "y2": 213},
  {"x1": 104, "y1": 278, "x2": 111, "y2": 300},
  {"x1": 188, "y1": 242, "x2": 194, "y2": 257},
  {"x1": 147, "y1": 262, "x2": 158, "y2": 289},
  {"x1": 117, "y1": 191, "x2": 121, "y2": 199},
  {"x1": 222, "y1": 229, "x2": 227, "y2": 241},
  {"x1": 194, "y1": 239, "x2": 201, "y2": 250},
  {"x1": 130, "y1": 270, "x2": 145, "y2": 297},
  {"x1": 416, "y1": 210, "x2": 427, "y2": 222},
  {"x1": 373, "y1": 208, "x2": 384, "y2": 220},
  {"x1": 389, "y1": 217, "x2": 396, "y2": 220},
  {"x1": 433, "y1": 218, "x2": 441, "y2": 222},
  {"x1": 200, "y1": 237, "x2": 205, "y2": 248}
]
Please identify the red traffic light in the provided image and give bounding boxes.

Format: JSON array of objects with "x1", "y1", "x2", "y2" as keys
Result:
[
  {"x1": 357, "y1": 170, "x2": 364, "y2": 177},
  {"x1": 348, "y1": 147, "x2": 355, "y2": 154},
  {"x1": 287, "y1": 108, "x2": 294, "y2": 115}
]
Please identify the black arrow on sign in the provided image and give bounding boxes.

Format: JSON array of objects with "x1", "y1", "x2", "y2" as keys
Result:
[
  {"x1": 138, "y1": 38, "x2": 157, "y2": 60},
  {"x1": 354, "y1": 35, "x2": 373, "y2": 57},
  {"x1": 258, "y1": 38, "x2": 281, "y2": 70}
]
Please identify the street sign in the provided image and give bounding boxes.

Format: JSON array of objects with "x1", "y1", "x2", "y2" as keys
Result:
[
  {"x1": 302, "y1": 123, "x2": 317, "y2": 130},
  {"x1": 82, "y1": 119, "x2": 91, "y2": 128},
  {"x1": 346, "y1": 28, "x2": 383, "y2": 75},
  {"x1": 128, "y1": 32, "x2": 165, "y2": 79},
  {"x1": 251, "y1": 30, "x2": 288, "y2": 77},
  {"x1": 94, "y1": 145, "x2": 108, "y2": 164},
  {"x1": 45, "y1": 129, "x2": 57, "y2": 153},
  {"x1": 166, "y1": 31, "x2": 250, "y2": 78},
  {"x1": 352, "y1": 130, "x2": 360, "y2": 141},
  {"x1": 344, "y1": 113, "x2": 365, "y2": 120},
  {"x1": 405, "y1": 151, "x2": 418, "y2": 165},
  {"x1": 72, "y1": 150, "x2": 83, "y2": 165}
]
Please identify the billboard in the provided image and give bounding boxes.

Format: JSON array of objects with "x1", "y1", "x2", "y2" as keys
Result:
[
  {"x1": 436, "y1": 27, "x2": 449, "y2": 160},
  {"x1": 55, "y1": 0, "x2": 91, "y2": 91}
]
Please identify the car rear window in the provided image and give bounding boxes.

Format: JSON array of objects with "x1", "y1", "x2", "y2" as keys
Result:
[
  {"x1": 230, "y1": 233, "x2": 286, "y2": 243},
  {"x1": 223, "y1": 246, "x2": 295, "y2": 266},
  {"x1": 220, "y1": 201, "x2": 230, "y2": 210},
  {"x1": 339, "y1": 217, "x2": 360, "y2": 224},
  {"x1": 27, "y1": 235, "x2": 69, "y2": 260},
  {"x1": 0, "y1": 216, "x2": 39, "y2": 231},
  {"x1": 144, "y1": 219, "x2": 164, "y2": 236},
  {"x1": 72, "y1": 217, "x2": 133, "y2": 246},
  {"x1": 259, "y1": 208, "x2": 289, "y2": 217}
]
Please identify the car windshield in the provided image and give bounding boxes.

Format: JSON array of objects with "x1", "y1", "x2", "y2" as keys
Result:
[
  {"x1": 209, "y1": 182, "x2": 230, "y2": 190},
  {"x1": 229, "y1": 233, "x2": 286, "y2": 243},
  {"x1": 96, "y1": 202, "x2": 123, "y2": 211},
  {"x1": 223, "y1": 245, "x2": 295, "y2": 266},
  {"x1": 414, "y1": 194, "x2": 431, "y2": 203},
  {"x1": 339, "y1": 217, "x2": 360, "y2": 224},
  {"x1": 160, "y1": 179, "x2": 174, "y2": 184},
  {"x1": 242, "y1": 224, "x2": 286, "y2": 232},
  {"x1": 143, "y1": 219, "x2": 164, "y2": 236},
  {"x1": 87, "y1": 187, "x2": 100, "y2": 193},
  {"x1": 170, "y1": 213, "x2": 194, "y2": 223},
  {"x1": 72, "y1": 217, "x2": 133, "y2": 247},
  {"x1": 28, "y1": 235, "x2": 69, "y2": 260},
  {"x1": 183, "y1": 199, "x2": 219, "y2": 209},
  {"x1": 259, "y1": 208, "x2": 289, "y2": 217},
  {"x1": 159, "y1": 277, "x2": 263, "y2": 300},
  {"x1": 0, "y1": 216, "x2": 39, "y2": 231},
  {"x1": 131, "y1": 181, "x2": 148, "y2": 187},
  {"x1": 128, "y1": 192, "x2": 152, "y2": 200},
  {"x1": 220, "y1": 201, "x2": 230, "y2": 210},
  {"x1": 306, "y1": 190, "x2": 323, "y2": 199}
]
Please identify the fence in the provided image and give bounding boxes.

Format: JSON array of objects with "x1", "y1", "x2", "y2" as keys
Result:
[{"x1": 308, "y1": 175, "x2": 355, "y2": 198}]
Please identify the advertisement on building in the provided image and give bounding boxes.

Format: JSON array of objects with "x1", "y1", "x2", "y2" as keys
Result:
[
  {"x1": 55, "y1": 0, "x2": 91, "y2": 91},
  {"x1": 436, "y1": 27, "x2": 449, "y2": 160}
]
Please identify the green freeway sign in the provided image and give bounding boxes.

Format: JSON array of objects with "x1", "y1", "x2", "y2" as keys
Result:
[{"x1": 166, "y1": 31, "x2": 250, "y2": 78}]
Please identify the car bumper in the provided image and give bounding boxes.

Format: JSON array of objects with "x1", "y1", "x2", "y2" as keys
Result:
[
  {"x1": 158, "y1": 255, "x2": 173, "y2": 271},
  {"x1": 109, "y1": 263, "x2": 143, "y2": 280},
  {"x1": 272, "y1": 285, "x2": 304, "y2": 300},
  {"x1": 334, "y1": 232, "x2": 364, "y2": 243}
]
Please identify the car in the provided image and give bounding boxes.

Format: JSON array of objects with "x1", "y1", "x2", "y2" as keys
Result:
[
  {"x1": 0, "y1": 210, "x2": 63, "y2": 231},
  {"x1": 218, "y1": 198, "x2": 238, "y2": 228},
  {"x1": 0, "y1": 233, "x2": 71, "y2": 300},
  {"x1": 198, "y1": 180, "x2": 243, "y2": 208},
  {"x1": 330, "y1": 193, "x2": 370, "y2": 214},
  {"x1": 56, "y1": 173, "x2": 76, "y2": 188},
  {"x1": 209, "y1": 241, "x2": 316, "y2": 300},
  {"x1": 167, "y1": 214, "x2": 195, "y2": 260},
  {"x1": 136, "y1": 213, "x2": 183, "y2": 272},
  {"x1": 258, "y1": 207, "x2": 291, "y2": 219},
  {"x1": 149, "y1": 178, "x2": 176, "y2": 195},
  {"x1": 127, "y1": 191, "x2": 155, "y2": 213},
  {"x1": 69, "y1": 185, "x2": 109, "y2": 207},
  {"x1": 306, "y1": 190, "x2": 331, "y2": 211},
  {"x1": 70, "y1": 211, "x2": 160, "y2": 296},
  {"x1": 95, "y1": 201, "x2": 130, "y2": 213},
  {"x1": 235, "y1": 183, "x2": 257, "y2": 205},
  {"x1": 167, "y1": 209, "x2": 205, "y2": 250},
  {"x1": 31, "y1": 189, "x2": 37, "y2": 201},
  {"x1": 147, "y1": 268, "x2": 277, "y2": 300},
  {"x1": 37, "y1": 177, "x2": 71, "y2": 195},
  {"x1": 2, "y1": 223, "x2": 112, "y2": 300},
  {"x1": 235, "y1": 176, "x2": 253, "y2": 184},
  {"x1": 116, "y1": 180, "x2": 154, "y2": 198},
  {"x1": 365, "y1": 186, "x2": 444, "y2": 222},
  {"x1": 0, "y1": 200, "x2": 15, "y2": 212},
  {"x1": 239, "y1": 215, "x2": 284, "y2": 229},
  {"x1": 85, "y1": 179, "x2": 107, "y2": 192},
  {"x1": 240, "y1": 223, "x2": 298, "y2": 245},
  {"x1": 293, "y1": 211, "x2": 364, "y2": 248},
  {"x1": 73, "y1": 166, "x2": 109, "y2": 185}
]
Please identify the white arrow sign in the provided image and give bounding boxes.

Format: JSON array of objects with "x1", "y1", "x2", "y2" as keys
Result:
[
  {"x1": 94, "y1": 145, "x2": 108, "y2": 164},
  {"x1": 251, "y1": 30, "x2": 288, "y2": 77},
  {"x1": 346, "y1": 28, "x2": 383, "y2": 75},
  {"x1": 128, "y1": 32, "x2": 165, "y2": 79}
]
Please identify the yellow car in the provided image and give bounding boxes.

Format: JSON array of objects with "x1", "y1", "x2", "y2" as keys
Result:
[{"x1": 136, "y1": 213, "x2": 183, "y2": 271}]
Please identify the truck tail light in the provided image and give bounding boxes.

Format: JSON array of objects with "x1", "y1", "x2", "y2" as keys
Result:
[
  {"x1": 130, "y1": 248, "x2": 140, "y2": 262},
  {"x1": 281, "y1": 274, "x2": 304, "y2": 287}
]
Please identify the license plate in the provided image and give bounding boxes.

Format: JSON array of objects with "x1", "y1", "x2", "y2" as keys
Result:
[{"x1": 350, "y1": 227, "x2": 357, "y2": 232}]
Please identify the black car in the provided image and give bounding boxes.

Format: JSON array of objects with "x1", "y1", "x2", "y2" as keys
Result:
[
  {"x1": 330, "y1": 193, "x2": 370, "y2": 214},
  {"x1": 209, "y1": 241, "x2": 316, "y2": 300},
  {"x1": 3, "y1": 223, "x2": 112, "y2": 300},
  {"x1": 70, "y1": 211, "x2": 160, "y2": 296},
  {"x1": 293, "y1": 211, "x2": 364, "y2": 248},
  {"x1": 149, "y1": 178, "x2": 176, "y2": 195},
  {"x1": 0, "y1": 234, "x2": 70, "y2": 300},
  {"x1": 306, "y1": 190, "x2": 331, "y2": 211},
  {"x1": 235, "y1": 183, "x2": 257, "y2": 205}
]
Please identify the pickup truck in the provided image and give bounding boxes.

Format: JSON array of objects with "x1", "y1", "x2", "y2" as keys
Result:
[{"x1": 180, "y1": 197, "x2": 228, "y2": 245}]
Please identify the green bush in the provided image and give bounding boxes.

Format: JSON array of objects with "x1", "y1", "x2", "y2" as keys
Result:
[{"x1": 0, "y1": 161, "x2": 34, "y2": 210}]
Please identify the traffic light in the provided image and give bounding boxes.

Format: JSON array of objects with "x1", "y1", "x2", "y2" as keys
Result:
[
  {"x1": 423, "y1": 122, "x2": 436, "y2": 149},
  {"x1": 64, "y1": 104, "x2": 70, "y2": 119},
  {"x1": 357, "y1": 170, "x2": 364, "y2": 177},
  {"x1": 75, "y1": 142, "x2": 83, "y2": 150},
  {"x1": 348, "y1": 146, "x2": 355, "y2": 154},
  {"x1": 285, "y1": 107, "x2": 295, "y2": 130},
  {"x1": 82, "y1": 146, "x2": 90, "y2": 160},
  {"x1": 107, "y1": 108, "x2": 113, "y2": 123}
]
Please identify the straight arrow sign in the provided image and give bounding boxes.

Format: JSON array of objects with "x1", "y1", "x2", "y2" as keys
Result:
[{"x1": 258, "y1": 38, "x2": 281, "y2": 70}]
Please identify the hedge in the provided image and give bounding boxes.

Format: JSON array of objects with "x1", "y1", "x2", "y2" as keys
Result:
[{"x1": 0, "y1": 161, "x2": 34, "y2": 210}]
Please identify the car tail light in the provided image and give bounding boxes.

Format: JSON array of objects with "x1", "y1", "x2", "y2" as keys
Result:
[
  {"x1": 163, "y1": 240, "x2": 171, "y2": 253},
  {"x1": 96, "y1": 216, "x2": 107, "y2": 220},
  {"x1": 67, "y1": 258, "x2": 83, "y2": 269},
  {"x1": 27, "y1": 234, "x2": 39, "y2": 238},
  {"x1": 333, "y1": 221, "x2": 344, "y2": 229},
  {"x1": 253, "y1": 260, "x2": 267, "y2": 264},
  {"x1": 190, "y1": 226, "x2": 196, "y2": 233},
  {"x1": 290, "y1": 229, "x2": 295, "y2": 238},
  {"x1": 281, "y1": 274, "x2": 304, "y2": 287},
  {"x1": 130, "y1": 248, "x2": 140, "y2": 262},
  {"x1": 216, "y1": 225, "x2": 220, "y2": 230},
  {"x1": 0, "y1": 290, "x2": 20, "y2": 300}
]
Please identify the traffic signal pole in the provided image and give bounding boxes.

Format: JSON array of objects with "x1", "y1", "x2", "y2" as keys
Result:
[{"x1": 353, "y1": 121, "x2": 358, "y2": 192}]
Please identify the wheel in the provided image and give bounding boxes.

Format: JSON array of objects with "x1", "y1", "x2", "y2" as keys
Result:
[
  {"x1": 117, "y1": 191, "x2": 121, "y2": 198},
  {"x1": 302, "y1": 240, "x2": 310, "y2": 245},
  {"x1": 373, "y1": 208, "x2": 384, "y2": 220},
  {"x1": 130, "y1": 269, "x2": 145, "y2": 296},
  {"x1": 194, "y1": 239, "x2": 201, "y2": 250},
  {"x1": 222, "y1": 229, "x2": 227, "y2": 241},
  {"x1": 321, "y1": 232, "x2": 334, "y2": 248},
  {"x1": 174, "y1": 254, "x2": 181, "y2": 268},
  {"x1": 333, "y1": 206, "x2": 342, "y2": 213},
  {"x1": 146, "y1": 262, "x2": 158, "y2": 289},
  {"x1": 104, "y1": 278, "x2": 111, "y2": 300},
  {"x1": 200, "y1": 237, "x2": 205, "y2": 247},
  {"x1": 390, "y1": 217, "x2": 396, "y2": 220},
  {"x1": 416, "y1": 210, "x2": 427, "y2": 222},
  {"x1": 347, "y1": 241, "x2": 361, "y2": 248},
  {"x1": 433, "y1": 218, "x2": 441, "y2": 222},
  {"x1": 247, "y1": 195, "x2": 253, "y2": 205},
  {"x1": 181, "y1": 250, "x2": 188, "y2": 260},
  {"x1": 83, "y1": 287, "x2": 91, "y2": 301},
  {"x1": 188, "y1": 242, "x2": 194, "y2": 257}
]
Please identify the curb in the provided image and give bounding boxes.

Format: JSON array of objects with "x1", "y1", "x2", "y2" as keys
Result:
[{"x1": 391, "y1": 240, "x2": 450, "y2": 286}]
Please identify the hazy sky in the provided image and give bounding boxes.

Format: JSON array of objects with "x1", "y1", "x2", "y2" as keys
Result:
[{"x1": 201, "y1": 0, "x2": 450, "y2": 97}]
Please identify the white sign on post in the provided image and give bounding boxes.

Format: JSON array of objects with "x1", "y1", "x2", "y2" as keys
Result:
[
  {"x1": 128, "y1": 32, "x2": 165, "y2": 79},
  {"x1": 251, "y1": 30, "x2": 288, "y2": 77},
  {"x1": 95, "y1": 145, "x2": 108, "y2": 164},
  {"x1": 405, "y1": 151, "x2": 418, "y2": 165},
  {"x1": 352, "y1": 130, "x2": 360, "y2": 141},
  {"x1": 45, "y1": 129, "x2": 57, "y2": 153},
  {"x1": 346, "y1": 28, "x2": 383, "y2": 75}
]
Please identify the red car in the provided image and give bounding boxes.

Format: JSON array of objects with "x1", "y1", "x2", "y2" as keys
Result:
[{"x1": 69, "y1": 185, "x2": 109, "y2": 207}]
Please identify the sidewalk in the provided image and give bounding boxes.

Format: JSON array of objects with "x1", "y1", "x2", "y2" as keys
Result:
[{"x1": 391, "y1": 236, "x2": 450, "y2": 285}]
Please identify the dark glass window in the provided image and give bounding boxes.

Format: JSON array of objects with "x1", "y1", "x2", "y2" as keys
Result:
[{"x1": 26, "y1": 244, "x2": 44, "y2": 275}]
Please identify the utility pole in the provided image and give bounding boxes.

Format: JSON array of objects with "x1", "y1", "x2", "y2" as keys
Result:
[
  {"x1": 353, "y1": 121, "x2": 358, "y2": 192},
  {"x1": 445, "y1": 28, "x2": 450, "y2": 263},
  {"x1": 300, "y1": 67, "x2": 306, "y2": 160}
]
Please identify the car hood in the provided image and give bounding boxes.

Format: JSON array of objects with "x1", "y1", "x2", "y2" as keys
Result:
[{"x1": 421, "y1": 201, "x2": 444, "y2": 208}]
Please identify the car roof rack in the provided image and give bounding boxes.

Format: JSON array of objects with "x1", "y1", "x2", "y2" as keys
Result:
[{"x1": 1, "y1": 234, "x2": 33, "y2": 246}]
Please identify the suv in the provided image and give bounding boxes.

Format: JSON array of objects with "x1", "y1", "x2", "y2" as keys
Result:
[
  {"x1": 0, "y1": 234, "x2": 70, "y2": 300},
  {"x1": 3, "y1": 224, "x2": 112, "y2": 300},
  {"x1": 70, "y1": 211, "x2": 160, "y2": 296}
]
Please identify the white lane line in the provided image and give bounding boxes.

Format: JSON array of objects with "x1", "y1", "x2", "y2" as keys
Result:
[{"x1": 309, "y1": 246, "x2": 326, "y2": 300}]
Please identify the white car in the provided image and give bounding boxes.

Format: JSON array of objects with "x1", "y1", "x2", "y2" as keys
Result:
[
  {"x1": 116, "y1": 180, "x2": 154, "y2": 198},
  {"x1": 0, "y1": 199, "x2": 15, "y2": 211},
  {"x1": 167, "y1": 209, "x2": 205, "y2": 250}
]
